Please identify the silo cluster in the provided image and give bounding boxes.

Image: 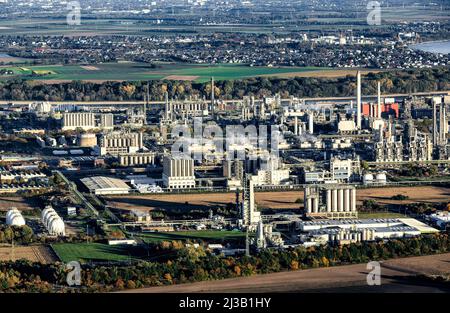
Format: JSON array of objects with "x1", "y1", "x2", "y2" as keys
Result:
[
  {"x1": 6, "y1": 208, "x2": 26, "y2": 226},
  {"x1": 41, "y1": 206, "x2": 65, "y2": 236},
  {"x1": 329, "y1": 230, "x2": 362, "y2": 242},
  {"x1": 361, "y1": 228, "x2": 375, "y2": 241},
  {"x1": 304, "y1": 186, "x2": 320, "y2": 214},
  {"x1": 304, "y1": 185, "x2": 357, "y2": 214},
  {"x1": 325, "y1": 186, "x2": 357, "y2": 213}
]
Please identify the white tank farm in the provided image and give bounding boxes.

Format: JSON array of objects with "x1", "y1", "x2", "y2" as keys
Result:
[
  {"x1": 41, "y1": 206, "x2": 65, "y2": 236},
  {"x1": 6, "y1": 208, "x2": 26, "y2": 226},
  {"x1": 363, "y1": 173, "x2": 374, "y2": 185},
  {"x1": 375, "y1": 173, "x2": 387, "y2": 183}
]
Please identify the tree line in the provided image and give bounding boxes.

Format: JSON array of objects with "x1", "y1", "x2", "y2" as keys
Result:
[
  {"x1": 0, "y1": 233, "x2": 449, "y2": 292},
  {"x1": 0, "y1": 67, "x2": 448, "y2": 101}
]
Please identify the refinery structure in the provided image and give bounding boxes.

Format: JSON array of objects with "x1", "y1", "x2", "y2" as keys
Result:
[{"x1": 1, "y1": 71, "x2": 449, "y2": 273}]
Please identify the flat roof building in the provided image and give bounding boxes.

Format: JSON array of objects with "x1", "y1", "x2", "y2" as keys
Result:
[{"x1": 81, "y1": 176, "x2": 130, "y2": 195}]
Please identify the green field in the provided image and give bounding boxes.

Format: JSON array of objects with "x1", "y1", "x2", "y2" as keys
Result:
[
  {"x1": 136, "y1": 230, "x2": 247, "y2": 243},
  {"x1": 51, "y1": 243, "x2": 147, "y2": 263},
  {"x1": 0, "y1": 62, "x2": 330, "y2": 82}
]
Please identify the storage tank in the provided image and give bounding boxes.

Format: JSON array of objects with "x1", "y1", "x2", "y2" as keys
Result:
[
  {"x1": 77, "y1": 133, "x2": 97, "y2": 147},
  {"x1": 41, "y1": 206, "x2": 65, "y2": 236},
  {"x1": 6, "y1": 208, "x2": 26, "y2": 226},
  {"x1": 375, "y1": 173, "x2": 387, "y2": 184},
  {"x1": 69, "y1": 149, "x2": 84, "y2": 155},
  {"x1": 363, "y1": 173, "x2": 374, "y2": 185},
  {"x1": 48, "y1": 217, "x2": 65, "y2": 236}
]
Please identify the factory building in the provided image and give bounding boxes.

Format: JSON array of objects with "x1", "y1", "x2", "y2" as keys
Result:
[
  {"x1": 297, "y1": 218, "x2": 436, "y2": 246},
  {"x1": 165, "y1": 98, "x2": 209, "y2": 120},
  {"x1": 62, "y1": 112, "x2": 114, "y2": 131},
  {"x1": 337, "y1": 119, "x2": 357, "y2": 134},
  {"x1": 240, "y1": 175, "x2": 261, "y2": 229},
  {"x1": 223, "y1": 159, "x2": 244, "y2": 189},
  {"x1": 374, "y1": 120, "x2": 403, "y2": 162},
  {"x1": 77, "y1": 133, "x2": 97, "y2": 147},
  {"x1": 432, "y1": 96, "x2": 449, "y2": 159},
  {"x1": 304, "y1": 185, "x2": 357, "y2": 219},
  {"x1": 99, "y1": 131, "x2": 143, "y2": 156},
  {"x1": 427, "y1": 212, "x2": 450, "y2": 229},
  {"x1": 118, "y1": 152, "x2": 156, "y2": 166},
  {"x1": 329, "y1": 156, "x2": 361, "y2": 182},
  {"x1": 81, "y1": 176, "x2": 131, "y2": 195},
  {"x1": 162, "y1": 156, "x2": 195, "y2": 189},
  {"x1": 255, "y1": 220, "x2": 284, "y2": 249},
  {"x1": 432, "y1": 96, "x2": 448, "y2": 146},
  {"x1": 403, "y1": 121, "x2": 433, "y2": 162},
  {"x1": 0, "y1": 170, "x2": 46, "y2": 184}
]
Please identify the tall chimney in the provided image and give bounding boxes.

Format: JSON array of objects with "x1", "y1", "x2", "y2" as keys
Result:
[
  {"x1": 294, "y1": 116, "x2": 298, "y2": 135},
  {"x1": 164, "y1": 92, "x2": 170, "y2": 120},
  {"x1": 308, "y1": 113, "x2": 314, "y2": 134},
  {"x1": 356, "y1": 71, "x2": 362, "y2": 129},
  {"x1": 211, "y1": 76, "x2": 215, "y2": 118},
  {"x1": 377, "y1": 81, "x2": 381, "y2": 118}
]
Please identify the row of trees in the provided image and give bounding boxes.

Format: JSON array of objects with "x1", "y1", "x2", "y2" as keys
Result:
[
  {"x1": 0, "y1": 225, "x2": 34, "y2": 244},
  {"x1": 0, "y1": 233, "x2": 449, "y2": 292},
  {"x1": 0, "y1": 67, "x2": 448, "y2": 101}
]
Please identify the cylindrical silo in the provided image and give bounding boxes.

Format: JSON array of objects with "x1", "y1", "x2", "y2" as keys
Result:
[
  {"x1": 344, "y1": 188, "x2": 350, "y2": 212},
  {"x1": 326, "y1": 189, "x2": 331, "y2": 212},
  {"x1": 338, "y1": 189, "x2": 344, "y2": 212},
  {"x1": 332, "y1": 189, "x2": 338, "y2": 212},
  {"x1": 351, "y1": 188, "x2": 357, "y2": 212}
]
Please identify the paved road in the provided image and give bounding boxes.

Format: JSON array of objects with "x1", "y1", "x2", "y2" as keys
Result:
[{"x1": 120, "y1": 253, "x2": 450, "y2": 293}]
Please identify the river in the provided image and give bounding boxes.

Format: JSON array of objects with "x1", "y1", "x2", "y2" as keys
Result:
[{"x1": 410, "y1": 40, "x2": 450, "y2": 54}]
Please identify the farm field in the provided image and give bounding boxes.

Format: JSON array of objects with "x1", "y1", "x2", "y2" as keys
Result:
[
  {"x1": 0, "y1": 62, "x2": 335, "y2": 83},
  {"x1": 121, "y1": 253, "x2": 450, "y2": 293},
  {"x1": 0, "y1": 196, "x2": 36, "y2": 212},
  {"x1": 0, "y1": 245, "x2": 58, "y2": 263},
  {"x1": 51, "y1": 242, "x2": 148, "y2": 263},
  {"x1": 104, "y1": 185, "x2": 450, "y2": 212}
]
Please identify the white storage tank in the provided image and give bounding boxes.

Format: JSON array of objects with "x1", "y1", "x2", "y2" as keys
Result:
[
  {"x1": 41, "y1": 206, "x2": 65, "y2": 236},
  {"x1": 69, "y1": 149, "x2": 84, "y2": 155},
  {"x1": 376, "y1": 173, "x2": 387, "y2": 184},
  {"x1": 363, "y1": 173, "x2": 374, "y2": 185},
  {"x1": 6, "y1": 208, "x2": 26, "y2": 226}
]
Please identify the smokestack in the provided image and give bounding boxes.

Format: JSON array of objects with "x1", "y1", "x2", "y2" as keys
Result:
[
  {"x1": 164, "y1": 92, "x2": 170, "y2": 120},
  {"x1": 356, "y1": 71, "x2": 362, "y2": 129},
  {"x1": 143, "y1": 94, "x2": 147, "y2": 124},
  {"x1": 308, "y1": 113, "x2": 314, "y2": 134},
  {"x1": 294, "y1": 116, "x2": 298, "y2": 135},
  {"x1": 211, "y1": 76, "x2": 214, "y2": 118},
  {"x1": 377, "y1": 81, "x2": 381, "y2": 118}
]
